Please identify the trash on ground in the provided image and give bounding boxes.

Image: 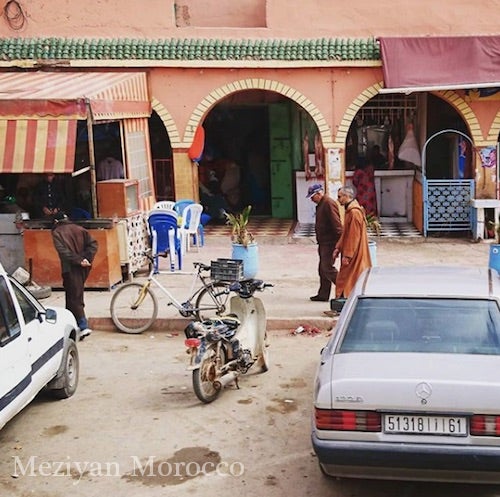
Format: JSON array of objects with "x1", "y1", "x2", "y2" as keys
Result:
[{"x1": 290, "y1": 324, "x2": 322, "y2": 336}]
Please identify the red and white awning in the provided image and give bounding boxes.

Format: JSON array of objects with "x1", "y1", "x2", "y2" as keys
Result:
[{"x1": 0, "y1": 71, "x2": 151, "y2": 173}]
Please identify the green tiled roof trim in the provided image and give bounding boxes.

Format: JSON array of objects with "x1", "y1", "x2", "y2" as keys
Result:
[{"x1": 0, "y1": 37, "x2": 380, "y2": 61}]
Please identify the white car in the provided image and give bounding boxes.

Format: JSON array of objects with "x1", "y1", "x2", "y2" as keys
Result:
[
  {"x1": 0, "y1": 262, "x2": 80, "y2": 431},
  {"x1": 312, "y1": 266, "x2": 500, "y2": 484}
]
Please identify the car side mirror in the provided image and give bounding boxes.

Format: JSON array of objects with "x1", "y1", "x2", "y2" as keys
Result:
[{"x1": 44, "y1": 308, "x2": 57, "y2": 324}]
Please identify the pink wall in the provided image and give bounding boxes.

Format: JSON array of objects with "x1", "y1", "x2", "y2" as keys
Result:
[
  {"x1": 2, "y1": 0, "x2": 498, "y2": 38},
  {"x1": 150, "y1": 66, "x2": 383, "y2": 144}
]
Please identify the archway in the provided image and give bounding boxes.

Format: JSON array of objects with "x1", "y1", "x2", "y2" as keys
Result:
[{"x1": 191, "y1": 83, "x2": 331, "y2": 223}]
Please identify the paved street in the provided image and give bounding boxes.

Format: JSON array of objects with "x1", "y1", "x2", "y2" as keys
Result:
[
  {"x1": 1, "y1": 236, "x2": 499, "y2": 496},
  {"x1": 1, "y1": 329, "x2": 500, "y2": 497}
]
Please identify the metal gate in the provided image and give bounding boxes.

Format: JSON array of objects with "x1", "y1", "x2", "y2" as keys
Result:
[
  {"x1": 422, "y1": 129, "x2": 475, "y2": 237},
  {"x1": 423, "y1": 179, "x2": 474, "y2": 236}
]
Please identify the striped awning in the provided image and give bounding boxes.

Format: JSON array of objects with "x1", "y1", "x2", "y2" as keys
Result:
[
  {"x1": 0, "y1": 71, "x2": 151, "y2": 120},
  {"x1": 0, "y1": 71, "x2": 151, "y2": 173},
  {"x1": 0, "y1": 120, "x2": 77, "y2": 174}
]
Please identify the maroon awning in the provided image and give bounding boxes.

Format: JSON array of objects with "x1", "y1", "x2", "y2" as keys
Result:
[{"x1": 379, "y1": 36, "x2": 500, "y2": 92}]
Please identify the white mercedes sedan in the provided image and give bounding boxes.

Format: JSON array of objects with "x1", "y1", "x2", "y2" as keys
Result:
[{"x1": 312, "y1": 266, "x2": 500, "y2": 484}]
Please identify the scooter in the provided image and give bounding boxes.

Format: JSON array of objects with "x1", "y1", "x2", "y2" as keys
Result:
[{"x1": 183, "y1": 279, "x2": 273, "y2": 403}]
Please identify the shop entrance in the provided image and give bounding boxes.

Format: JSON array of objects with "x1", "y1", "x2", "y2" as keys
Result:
[{"x1": 198, "y1": 91, "x2": 323, "y2": 223}]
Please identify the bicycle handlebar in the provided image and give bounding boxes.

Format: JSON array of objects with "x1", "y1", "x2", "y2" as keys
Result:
[
  {"x1": 228, "y1": 279, "x2": 274, "y2": 298},
  {"x1": 192, "y1": 262, "x2": 211, "y2": 271},
  {"x1": 141, "y1": 251, "x2": 212, "y2": 272}
]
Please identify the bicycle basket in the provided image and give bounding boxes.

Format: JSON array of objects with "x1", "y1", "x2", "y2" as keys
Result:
[{"x1": 210, "y1": 258, "x2": 243, "y2": 282}]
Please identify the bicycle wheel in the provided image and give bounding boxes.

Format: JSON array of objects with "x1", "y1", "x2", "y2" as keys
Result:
[
  {"x1": 194, "y1": 282, "x2": 231, "y2": 321},
  {"x1": 110, "y1": 282, "x2": 158, "y2": 334}
]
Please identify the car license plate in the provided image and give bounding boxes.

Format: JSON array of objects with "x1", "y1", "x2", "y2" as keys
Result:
[{"x1": 384, "y1": 414, "x2": 467, "y2": 436}]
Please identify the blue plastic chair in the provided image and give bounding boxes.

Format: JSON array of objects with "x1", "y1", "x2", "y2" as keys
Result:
[
  {"x1": 147, "y1": 211, "x2": 182, "y2": 272},
  {"x1": 70, "y1": 207, "x2": 91, "y2": 220}
]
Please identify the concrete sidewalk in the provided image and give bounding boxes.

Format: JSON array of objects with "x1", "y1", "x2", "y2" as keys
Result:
[{"x1": 42, "y1": 235, "x2": 492, "y2": 333}]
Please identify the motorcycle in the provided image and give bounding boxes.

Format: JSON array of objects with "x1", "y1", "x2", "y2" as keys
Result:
[{"x1": 183, "y1": 279, "x2": 273, "y2": 403}]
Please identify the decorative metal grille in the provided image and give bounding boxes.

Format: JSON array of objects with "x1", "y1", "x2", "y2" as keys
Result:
[{"x1": 424, "y1": 179, "x2": 474, "y2": 235}]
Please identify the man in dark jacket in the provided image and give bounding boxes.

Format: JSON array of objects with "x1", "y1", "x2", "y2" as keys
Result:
[
  {"x1": 51, "y1": 212, "x2": 98, "y2": 340},
  {"x1": 307, "y1": 183, "x2": 343, "y2": 302}
]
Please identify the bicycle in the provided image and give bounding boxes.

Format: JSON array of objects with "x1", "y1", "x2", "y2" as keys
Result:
[{"x1": 110, "y1": 251, "x2": 232, "y2": 334}]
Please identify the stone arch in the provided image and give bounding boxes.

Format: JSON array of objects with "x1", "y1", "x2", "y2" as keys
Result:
[
  {"x1": 151, "y1": 97, "x2": 181, "y2": 146},
  {"x1": 182, "y1": 79, "x2": 333, "y2": 148},
  {"x1": 434, "y1": 90, "x2": 484, "y2": 145},
  {"x1": 334, "y1": 82, "x2": 383, "y2": 148},
  {"x1": 487, "y1": 111, "x2": 500, "y2": 143}
]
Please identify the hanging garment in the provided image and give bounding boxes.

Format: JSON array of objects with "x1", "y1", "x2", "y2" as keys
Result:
[{"x1": 398, "y1": 124, "x2": 421, "y2": 166}]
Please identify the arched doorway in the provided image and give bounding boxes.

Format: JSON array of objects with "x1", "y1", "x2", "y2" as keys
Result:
[
  {"x1": 422, "y1": 95, "x2": 475, "y2": 236},
  {"x1": 197, "y1": 90, "x2": 325, "y2": 223},
  {"x1": 148, "y1": 111, "x2": 174, "y2": 201}
]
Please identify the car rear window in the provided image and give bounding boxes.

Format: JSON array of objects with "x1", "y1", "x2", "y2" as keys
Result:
[{"x1": 338, "y1": 297, "x2": 500, "y2": 354}]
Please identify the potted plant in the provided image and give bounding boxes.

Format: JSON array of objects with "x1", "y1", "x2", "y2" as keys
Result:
[
  {"x1": 366, "y1": 213, "x2": 381, "y2": 266},
  {"x1": 225, "y1": 205, "x2": 259, "y2": 278}
]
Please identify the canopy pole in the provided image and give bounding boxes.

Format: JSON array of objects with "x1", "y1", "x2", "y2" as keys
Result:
[{"x1": 86, "y1": 100, "x2": 98, "y2": 218}]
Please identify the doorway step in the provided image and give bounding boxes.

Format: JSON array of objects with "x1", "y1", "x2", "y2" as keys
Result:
[{"x1": 293, "y1": 221, "x2": 422, "y2": 239}]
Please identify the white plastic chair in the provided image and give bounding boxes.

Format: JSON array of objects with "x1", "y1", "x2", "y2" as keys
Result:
[
  {"x1": 179, "y1": 203, "x2": 204, "y2": 253},
  {"x1": 153, "y1": 200, "x2": 175, "y2": 211}
]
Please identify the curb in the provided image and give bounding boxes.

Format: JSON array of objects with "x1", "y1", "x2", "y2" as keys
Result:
[{"x1": 89, "y1": 316, "x2": 335, "y2": 334}]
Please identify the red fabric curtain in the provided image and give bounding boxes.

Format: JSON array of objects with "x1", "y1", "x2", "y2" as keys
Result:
[{"x1": 379, "y1": 36, "x2": 500, "y2": 90}]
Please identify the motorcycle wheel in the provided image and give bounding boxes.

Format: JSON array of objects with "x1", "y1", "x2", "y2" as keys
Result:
[{"x1": 192, "y1": 344, "x2": 227, "y2": 403}]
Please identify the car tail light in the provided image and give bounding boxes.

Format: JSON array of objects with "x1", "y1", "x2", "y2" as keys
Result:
[
  {"x1": 470, "y1": 415, "x2": 500, "y2": 436},
  {"x1": 185, "y1": 338, "x2": 201, "y2": 348},
  {"x1": 315, "y1": 409, "x2": 381, "y2": 431}
]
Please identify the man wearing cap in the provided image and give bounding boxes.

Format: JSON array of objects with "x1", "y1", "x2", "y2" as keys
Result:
[
  {"x1": 51, "y1": 212, "x2": 98, "y2": 340},
  {"x1": 306, "y1": 183, "x2": 343, "y2": 302}
]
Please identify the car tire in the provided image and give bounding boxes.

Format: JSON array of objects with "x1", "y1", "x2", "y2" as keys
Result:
[
  {"x1": 49, "y1": 339, "x2": 79, "y2": 399},
  {"x1": 26, "y1": 285, "x2": 52, "y2": 300}
]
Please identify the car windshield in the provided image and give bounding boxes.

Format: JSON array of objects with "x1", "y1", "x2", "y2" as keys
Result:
[{"x1": 338, "y1": 297, "x2": 500, "y2": 354}]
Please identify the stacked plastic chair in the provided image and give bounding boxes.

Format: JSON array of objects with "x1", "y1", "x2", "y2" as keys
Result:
[
  {"x1": 152, "y1": 200, "x2": 175, "y2": 211},
  {"x1": 147, "y1": 210, "x2": 182, "y2": 272}
]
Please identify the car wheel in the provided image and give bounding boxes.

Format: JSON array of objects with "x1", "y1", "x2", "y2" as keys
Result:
[
  {"x1": 26, "y1": 285, "x2": 52, "y2": 300},
  {"x1": 49, "y1": 339, "x2": 79, "y2": 399}
]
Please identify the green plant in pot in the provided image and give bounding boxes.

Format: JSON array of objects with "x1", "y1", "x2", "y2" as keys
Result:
[
  {"x1": 366, "y1": 213, "x2": 381, "y2": 237},
  {"x1": 225, "y1": 205, "x2": 259, "y2": 278},
  {"x1": 365, "y1": 213, "x2": 381, "y2": 266},
  {"x1": 225, "y1": 205, "x2": 255, "y2": 247}
]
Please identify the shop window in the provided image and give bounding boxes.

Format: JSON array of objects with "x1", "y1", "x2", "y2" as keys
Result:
[
  {"x1": 174, "y1": 0, "x2": 266, "y2": 27},
  {"x1": 126, "y1": 131, "x2": 153, "y2": 200}
]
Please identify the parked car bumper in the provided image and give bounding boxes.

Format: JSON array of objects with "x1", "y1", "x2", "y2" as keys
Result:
[{"x1": 312, "y1": 431, "x2": 500, "y2": 483}]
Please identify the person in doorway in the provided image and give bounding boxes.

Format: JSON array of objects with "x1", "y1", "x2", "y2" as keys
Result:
[
  {"x1": 332, "y1": 185, "x2": 371, "y2": 302},
  {"x1": 33, "y1": 173, "x2": 66, "y2": 219},
  {"x1": 307, "y1": 183, "x2": 343, "y2": 302},
  {"x1": 352, "y1": 158, "x2": 378, "y2": 217},
  {"x1": 51, "y1": 212, "x2": 98, "y2": 340},
  {"x1": 369, "y1": 145, "x2": 387, "y2": 169},
  {"x1": 96, "y1": 155, "x2": 124, "y2": 181}
]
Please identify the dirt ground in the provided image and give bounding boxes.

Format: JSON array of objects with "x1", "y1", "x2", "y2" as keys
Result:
[{"x1": 1, "y1": 330, "x2": 500, "y2": 497}]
